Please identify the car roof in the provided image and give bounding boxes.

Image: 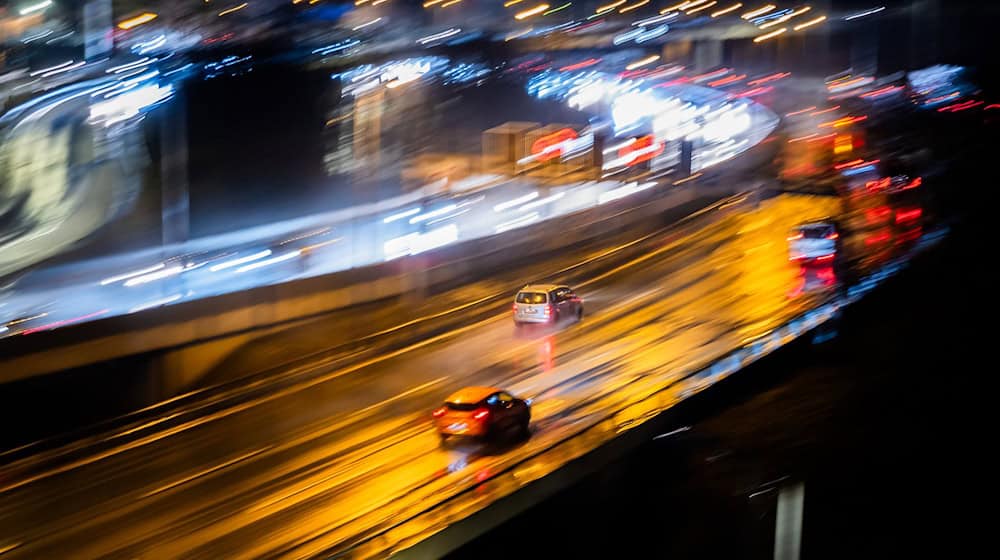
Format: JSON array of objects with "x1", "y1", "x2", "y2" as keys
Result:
[
  {"x1": 445, "y1": 386, "x2": 502, "y2": 404},
  {"x1": 518, "y1": 284, "x2": 565, "y2": 293},
  {"x1": 796, "y1": 221, "x2": 836, "y2": 230}
]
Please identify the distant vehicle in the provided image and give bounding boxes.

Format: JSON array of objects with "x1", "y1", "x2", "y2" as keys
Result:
[
  {"x1": 433, "y1": 386, "x2": 531, "y2": 443},
  {"x1": 788, "y1": 222, "x2": 839, "y2": 264},
  {"x1": 513, "y1": 284, "x2": 583, "y2": 327}
]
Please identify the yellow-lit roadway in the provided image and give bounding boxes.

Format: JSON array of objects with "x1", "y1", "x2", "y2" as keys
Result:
[{"x1": 0, "y1": 194, "x2": 864, "y2": 559}]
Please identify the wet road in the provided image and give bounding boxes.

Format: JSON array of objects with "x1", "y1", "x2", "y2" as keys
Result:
[{"x1": 0, "y1": 193, "x2": 902, "y2": 559}]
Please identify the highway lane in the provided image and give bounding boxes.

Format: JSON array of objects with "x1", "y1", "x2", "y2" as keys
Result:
[{"x1": 0, "y1": 194, "x2": 843, "y2": 558}]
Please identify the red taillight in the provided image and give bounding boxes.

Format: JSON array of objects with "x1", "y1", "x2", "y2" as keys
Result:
[
  {"x1": 544, "y1": 305, "x2": 552, "y2": 316},
  {"x1": 432, "y1": 407, "x2": 446, "y2": 418},
  {"x1": 473, "y1": 408, "x2": 490, "y2": 421},
  {"x1": 895, "y1": 208, "x2": 922, "y2": 224},
  {"x1": 513, "y1": 303, "x2": 518, "y2": 312},
  {"x1": 826, "y1": 232, "x2": 839, "y2": 240}
]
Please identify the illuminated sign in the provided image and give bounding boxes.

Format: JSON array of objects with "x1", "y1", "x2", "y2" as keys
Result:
[
  {"x1": 617, "y1": 134, "x2": 664, "y2": 165},
  {"x1": 531, "y1": 128, "x2": 578, "y2": 161}
]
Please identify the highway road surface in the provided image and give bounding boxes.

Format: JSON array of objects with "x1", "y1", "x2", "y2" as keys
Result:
[{"x1": 0, "y1": 192, "x2": 909, "y2": 559}]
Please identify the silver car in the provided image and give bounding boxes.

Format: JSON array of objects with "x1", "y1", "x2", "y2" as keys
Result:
[{"x1": 513, "y1": 284, "x2": 583, "y2": 327}]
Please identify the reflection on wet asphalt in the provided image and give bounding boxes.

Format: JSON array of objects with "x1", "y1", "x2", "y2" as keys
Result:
[{"x1": 450, "y1": 188, "x2": 984, "y2": 560}]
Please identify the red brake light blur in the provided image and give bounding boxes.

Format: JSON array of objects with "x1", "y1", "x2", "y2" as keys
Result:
[
  {"x1": 826, "y1": 232, "x2": 839, "y2": 240},
  {"x1": 895, "y1": 208, "x2": 922, "y2": 224},
  {"x1": 512, "y1": 303, "x2": 518, "y2": 312},
  {"x1": 432, "y1": 407, "x2": 446, "y2": 418},
  {"x1": 544, "y1": 305, "x2": 552, "y2": 316},
  {"x1": 473, "y1": 408, "x2": 490, "y2": 421}
]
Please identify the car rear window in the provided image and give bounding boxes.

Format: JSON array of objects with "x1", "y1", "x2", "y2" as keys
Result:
[
  {"x1": 800, "y1": 225, "x2": 834, "y2": 239},
  {"x1": 446, "y1": 402, "x2": 481, "y2": 411},
  {"x1": 516, "y1": 292, "x2": 547, "y2": 304}
]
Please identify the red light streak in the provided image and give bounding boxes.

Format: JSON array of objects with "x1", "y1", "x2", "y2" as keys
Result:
[
  {"x1": 860, "y1": 85, "x2": 903, "y2": 99},
  {"x1": 20, "y1": 309, "x2": 110, "y2": 335},
  {"x1": 748, "y1": 72, "x2": 790, "y2": 86},
  {"x1": 655, "y1": 76, "x2": 690, "y2": 87},
  {"x1": 692, "y1": 68, "x2": 731, "y2": 82},
  {"x1": 707, "y1": 73, "x2": 746, "y2": 87},
  {"x1": 806, "y1": 133, "x2": 836, "y2": 143},
  {"x1": 786, "y1": 106, "x2": 816, "y2": 117},
  {"x1": 619, "y1": 135, "x2": 664, "y2": 165},
  {"x1": 865, "y1": 206, "x2": 891, "y2": 224},
  {"x1": 810, "y1": 105, "x2": 840, "y2": 116},
  {"x1": 620, "y1": 69, "x2": 652, "y2": 79},
  {"x1": 560, "y1": 58, "x2": 601, "y2": 71},
  {"x1": 834, "y1": 158, "x2": 862, "y2": 170},
  {"x1": 901, "y1": 177, "x2": 922, "y2": 190},
  {"x1": 895, "y1": 207, "x2": 922, "y2": 224},
  {"x1": 938, "y1": 99, "x2": 984, "y2": 112},
  {"x1": 737, "y1": 85, "x2": 773, "y2": 97},
  {"x1": 985, "y1": 104, "x2": 1000, "y2": 110},
  {"x1": 865, "y1": 231, "x2": 891, "y2": 245},
  {"x1": 531, "y1": 128, "x2": 578, "y2": 161},
  {"x1": 865, "y1": 177, "x2": 891, "y2": 192}
]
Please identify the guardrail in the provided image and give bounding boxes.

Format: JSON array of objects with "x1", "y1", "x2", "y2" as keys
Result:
[{"x1": 334, "y1": 226, "x2": 949, "y2": 560}]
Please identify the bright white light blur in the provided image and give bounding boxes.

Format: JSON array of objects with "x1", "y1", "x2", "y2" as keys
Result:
[
  {"x1": 235, "y1": 251, "x2": 301, "y2": 273},
  {"x1": 494, "y1": 192, "x2": 539, "y2": 212},
  {"x1": 108, "y1": 58, "x2": 152, "y2": 74},
  {"x1": 568, "y1": 79, "x2": 613, "y2": 109},
  {"x1": 40, "y1": 61, "x2": 86, "y2": 78},
  {"x1": 352, "y1": 18, "x2": 382, "y2": 31},
  {"x1": 89, "y1": 82, "x2": 173, "y2": 126},
  {"x1": 611, "y1": 89, "x2": 658, "y2": 129},
  {"x1": 418, "y1": 28, "x2": 462, "y2": 44},
  {"x1": 383, "y1": 207, "x2": 421, "y2": 224},
  {"x1": 700, "y1": 105, "x2": 751, "y2": 141},
  {"x1": 411, "y1": 224, "x2": 459, "y2": 254},
  {"x1": 519, "y1": 192, "x2": 565, "y2": 211},
  {"x1": 844, "y1": 6, "x2": 884, "y2": 20},
  {"x1": 209, "y1": 250, "x2": 273, "y2": 272},
  {"x1": 410, "y1": 204, "x2": 457, "y2": 224},
  {"x1": 129, "y1": 294, "x2": 183, "y2": 313},
  {"x1": 635, "y1": 25, "x2": 671, "y2": 43},
  {"x1": 19, "y1": 0, "x2": 52, "y2": 16},
  {"x1": 124, "y1": 265, "x2": 184, "y2": 287},
  {"x1": 613, "y1": 27, "x2": 646, "y2": 45},
  {"x1": 634, "y1": 13, "x2": 678, "y2": 26},
  {"x1": 598, "y1": 181, "x2": 656, "y2": 204},
  {"x1": 100, "y1": 263, "x2": 165, "y2": 285}
]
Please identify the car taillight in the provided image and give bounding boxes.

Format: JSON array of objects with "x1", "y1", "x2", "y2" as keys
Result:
[
  {"x1": 432, "y1": 407, "x2": 446, "y2": 418},
  {"x1": 826, "y1": 232, "x2": 839, "y2": 240},
  {"x1": 473, "y1": 408, "x2": 490, "y2": 421},
  {"x1": 512, "y1": 303, "x2": 518, "y2": 312},
  {"x1": 544, "y1": 305, "x2": 552, "y2": 316}
]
